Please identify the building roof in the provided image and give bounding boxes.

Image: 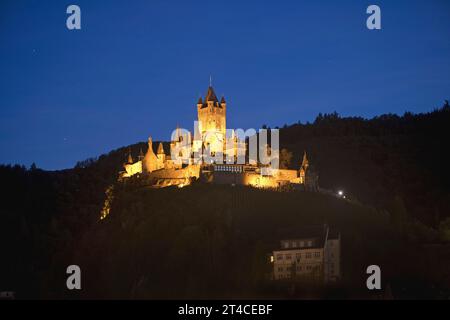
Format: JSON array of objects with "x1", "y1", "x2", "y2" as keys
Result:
[
  {"x1": 275, "y1": 224, "x2": 331, "y2": 250},
  {"x1": 205, "y1": 86, "x2": 218, "y2": 102}
]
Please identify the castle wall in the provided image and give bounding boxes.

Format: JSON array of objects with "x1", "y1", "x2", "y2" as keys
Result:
[
  {"x1": 148, "y1": 164, "x2": 200, "y2": 180},
  {"x1": 123, "y1": 161, "x2": 143, "y2": 177}
]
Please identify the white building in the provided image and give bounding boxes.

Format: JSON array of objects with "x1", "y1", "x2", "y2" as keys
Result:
[{"x1": 271, "y1": 225, "x2": 341, "y2": 283}]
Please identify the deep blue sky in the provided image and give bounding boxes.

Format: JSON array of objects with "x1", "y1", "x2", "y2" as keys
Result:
[{"x1": 1, "y1": 0, "x2": 449, "y2": 170}]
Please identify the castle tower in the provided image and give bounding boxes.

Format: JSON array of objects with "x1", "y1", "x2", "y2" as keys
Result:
[
  {"x1": 127, "y1": 148, "x2": 133, "y2": 164},
  {"x1": 142, "y1": 136, "x2": 158, "y2": 173},
  {"x1": 300, "y1": 151, "x2": 309, "y2": 184},
  {"x1": 138, "y1": 148, "x2": 144, "y2": 161},
  {"x1": 197, "y1": 85, "x2": 226, "y2": 155},
  {"x1": 157, "y1": 142, "x2": 165, "y2": 169},
  {"x1": 301, "y1": 151, "x2": 309, "y2": 170},
  {"x1": 157, "y1": 142, "x2": 164, "y2": 155}
]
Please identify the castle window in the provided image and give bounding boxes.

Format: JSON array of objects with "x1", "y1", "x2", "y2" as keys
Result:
[
  {"x1": 306, "y1": 253, "x2": 312, "y2": 259},
  {"x1": 277, "y1": 254, "x2": 283, "y2": 260},
  {"x1": 285, "y1": 254, "x2": 292, "y2": 260},
  {"x1": 300, "y1": 241, "x2": 304, "y2": 247},
  {"x1": 307, "y1": 240, "x2": 313, "y2": 247},
  {"x1": 314, "y1": 252, "x2": 321, "y2": 258},
  {"x1": 277, "y1": 267, "x2": 283, "y2": 272}
]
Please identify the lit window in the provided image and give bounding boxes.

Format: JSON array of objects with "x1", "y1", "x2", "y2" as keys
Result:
[
  {"x1": 284, "y1": 242, "x2": 289, "y2": 249},
  {"x1": 292, "y1": 241, "x2": 297, "y2": 248},
  {"x1": 285, "y1": 254, "x2": 292, "y2": 260}
]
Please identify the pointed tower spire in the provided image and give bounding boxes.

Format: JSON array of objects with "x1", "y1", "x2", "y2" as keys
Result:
[
  {"x1": 127, "y1": 148, "x2": 133, "y2": 164},
  {"x1": 205, "y1": 85, "x2": 218, "y2": 102},
  {"x1": 157, "y1": 142, "x2": 164, "y2": 154},
  {"x1": 138, "y1": 147, "x2": 144, "y2": 161},
  {"x1": 148, "y1": 136, "x2": 153, "y2": 150},
  {"x1": 302, "y1": 151, "x2": 309, "y2": 170}
]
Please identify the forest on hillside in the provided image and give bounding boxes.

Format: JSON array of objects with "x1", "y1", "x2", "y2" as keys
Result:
[
  {"x1": 1, "y1": 102, "x2": 450, "y2": 298},
  {"x1": 279, "y1": 101, "x2": 450, "y2": 227}
]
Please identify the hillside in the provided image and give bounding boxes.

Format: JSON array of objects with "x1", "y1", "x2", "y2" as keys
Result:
[
  {"x1": 280, "y1": 102, "x2": 450, "y2": 226},
  {"x1": 1, "y1": 102, "x2": 450, "y2": 298},
  {"x1": 34, "y1": 184, "x2": 450, "y2": 299}
]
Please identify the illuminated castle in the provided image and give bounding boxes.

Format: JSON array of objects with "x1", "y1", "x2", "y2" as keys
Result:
[{"x1": 120, "y1": 84, "x2": 318, "y2": 190}]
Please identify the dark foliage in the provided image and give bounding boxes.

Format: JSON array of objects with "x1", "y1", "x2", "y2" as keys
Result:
[{"x1": 281, "y1": 102, "x2": 450, "y2": 226}]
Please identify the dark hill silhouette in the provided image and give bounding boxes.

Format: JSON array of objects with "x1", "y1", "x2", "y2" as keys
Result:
[
  {"x1": 1, "y1": 102, "x2": 450, "y2": 298},
  {"x1": 280, "y1": 101, "x2": 450, "y2": 226}
]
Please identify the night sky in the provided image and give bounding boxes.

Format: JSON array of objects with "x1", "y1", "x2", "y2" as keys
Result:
[{"x1": 1, "y1": 0, "x2": 449, "y2": 170}]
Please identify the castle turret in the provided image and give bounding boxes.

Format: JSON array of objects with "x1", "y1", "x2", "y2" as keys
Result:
[
  {"x1": 138, "y1": 148, "x2": 144, "y2": 161},
  {"x1": 157, "y1": 142, "x2": 164, "y2": 155},
  {"x1": 142, "y1": 136, "x2": 158, "y2": 173},
  {"x1": 156, "y1": 142, "x2": 166, "y2": 169},
  {"x1": 127, "y1": 149, "x2": 133, "y2": 164},
  {"x1": 301, "y1": 151, "x2": 309, "y2": 170},
  {"x1": 299, "y1": 151, "x2": 309, "y2": 184}
]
